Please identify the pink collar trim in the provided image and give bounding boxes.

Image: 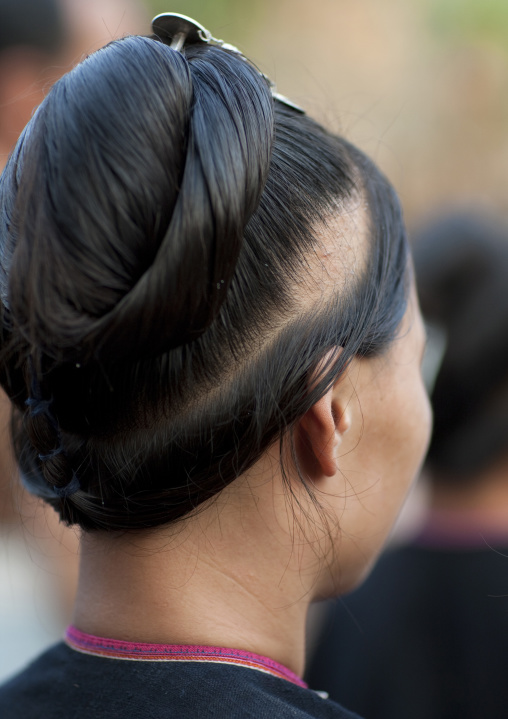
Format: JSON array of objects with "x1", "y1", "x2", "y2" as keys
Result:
[{"x1": 65, "y1": 626, "x2": 307, "y2": 688}]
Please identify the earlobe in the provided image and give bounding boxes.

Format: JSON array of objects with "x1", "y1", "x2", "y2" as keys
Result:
[{"x1": 297, "y1": 386, "x2": 352, "y2": 480}]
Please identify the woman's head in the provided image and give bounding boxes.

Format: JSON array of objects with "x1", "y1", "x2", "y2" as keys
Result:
[{"x1": 0, "y1": 26, "x2": 426, "y2": 544}]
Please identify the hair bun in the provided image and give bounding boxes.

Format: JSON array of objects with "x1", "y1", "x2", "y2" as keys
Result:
[{"x1": 2, "y1": 36, "x2": 274, "y2": 363}]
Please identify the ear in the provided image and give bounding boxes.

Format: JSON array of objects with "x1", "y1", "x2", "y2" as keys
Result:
[{"x1": 297, "y1": 380, "x2": 352, "y2": 480}]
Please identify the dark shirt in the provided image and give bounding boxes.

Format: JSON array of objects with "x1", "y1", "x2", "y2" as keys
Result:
[
  {"x1": 0, "y1": 639, "x2": 362, "y2": 718},
  {"x1": 306, "y1": 541, "x2": 508, "y2": 719}
]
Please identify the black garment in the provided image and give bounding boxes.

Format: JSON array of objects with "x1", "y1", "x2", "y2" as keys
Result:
[
  {"x1": 305, "y1": 543, "x2": 508, "y2": 719},
  {"x1": 0, "y1": 642, "x2": 361, "y2": 719}
]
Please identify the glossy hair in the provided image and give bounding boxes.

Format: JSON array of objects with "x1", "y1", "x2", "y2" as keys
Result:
[
  {"x1": 414, "y1": 212, "x2": 508, "y2": 481},
  {"x1": 0, "y1": 34, "x2": 409, "y2": 531},
  {"x1": 0, "y1": 0, "x2": 65, "y2": 55}
]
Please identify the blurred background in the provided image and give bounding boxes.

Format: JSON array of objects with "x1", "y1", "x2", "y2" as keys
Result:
[
  {"x1": 3, "y1": 0, "x2": 508, "y2": 689},
  {"x1": 148, "y1": 0, "x2": 508, "y2": 223}
]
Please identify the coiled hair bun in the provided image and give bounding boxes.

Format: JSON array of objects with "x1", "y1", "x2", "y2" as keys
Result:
[
  {"x1": 0, "y1": 27, "x2": 411, "y2": 530},
  {"x1": 1, "y1": 35, "x2": 274, "y2": 364}
]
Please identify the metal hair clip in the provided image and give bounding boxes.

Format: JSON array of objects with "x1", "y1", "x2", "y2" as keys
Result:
[{"x1": 151, "y1": 12, "x2": 304, "y2": 114}]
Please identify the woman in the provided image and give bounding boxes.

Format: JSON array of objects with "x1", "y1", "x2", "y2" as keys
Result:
[{"x1": 0, "y1": 13, "x2": 430, "y2": 718}]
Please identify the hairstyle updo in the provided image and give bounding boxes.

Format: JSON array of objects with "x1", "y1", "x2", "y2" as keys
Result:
[{"x1": 0, "y1": 33, "x2": 409, "y2": 531}]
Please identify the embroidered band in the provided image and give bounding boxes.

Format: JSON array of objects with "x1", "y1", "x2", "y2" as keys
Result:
[{"x1": 65, "y1": 626, "x2": 307, "y2": 688}]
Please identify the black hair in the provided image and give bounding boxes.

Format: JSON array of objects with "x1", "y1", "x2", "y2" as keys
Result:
[
  {"x1": 0, "y1": 34, "x2": 409, "y2": 531},
  {"x1": 414, "y1": 212, "x2": 508, "y2": 482},
  {"x1": 0, "y1": 0, "x2": 65, "y2": 55}
]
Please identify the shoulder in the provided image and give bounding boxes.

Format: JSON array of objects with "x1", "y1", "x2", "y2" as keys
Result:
[{"x1": 0, "y1": 644, "x2": 361, "y2": 719}]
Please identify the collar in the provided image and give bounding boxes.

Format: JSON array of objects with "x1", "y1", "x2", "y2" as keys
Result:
[{"x1": 65, "y1": 625, "x2": 307, "y2": 688}]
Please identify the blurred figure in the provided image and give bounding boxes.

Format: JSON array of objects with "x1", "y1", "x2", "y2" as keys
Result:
[
  {"x1": 0, "y1": 0, "x2": 147, "y2": 170},
  {"x1": 0, "y1": 0, "x2": 65, "y2": 165},
  {"x1": 0, "y1": 0, "x2": 147, "y2": 682},
  {"x1": 305, "y1": 212, "x2": 508, "y2": 719}
]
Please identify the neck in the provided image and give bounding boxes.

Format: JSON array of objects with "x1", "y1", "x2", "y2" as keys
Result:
[{"x1": 73, "y1": 482, "x2": 314, "y2": 678}]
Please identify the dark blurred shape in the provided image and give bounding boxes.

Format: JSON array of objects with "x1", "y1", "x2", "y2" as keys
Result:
[
  {"x1": 305, "y1": 210, "x2": 508, "y2": 719},
  {"x1": 0, "y1": 0, "x2": 65, "y2": 55},
  {"x1": 306, "y1": 545, "x2": 508, "y2": 719},
  {"x1": 416, "y1": 213, "x2": 508, "y2": 480}
]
